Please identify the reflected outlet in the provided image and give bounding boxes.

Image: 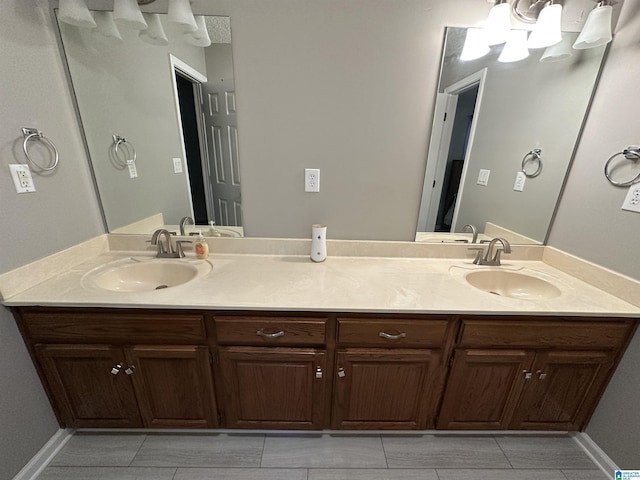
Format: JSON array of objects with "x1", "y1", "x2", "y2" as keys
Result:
[{"x1": 621, "y1": 185, "x2": 640, "y2": 213}]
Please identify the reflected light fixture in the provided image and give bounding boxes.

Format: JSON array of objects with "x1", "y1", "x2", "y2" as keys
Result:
[
  {"x1": 486, "y1": 0, "x2": 512, "y2": 46},
  {"x1": 573, "y1": 0, "x2": 614, "y2": 49},
  {"x1": 527, "y1": 1, "x2": 562, "y2": 49},
  {"x1": 113, "y1": 0, "x2": 148, "y2": 31},
  {"x1": 92, "y1": 11, "x2": 122, "y2": 40},
  {"x1": 460, "y1": 28, "x2": 491, "y2": 61},
  {"x1": 498, "y1": 29, "x2": 530, "y2": 62},
  {"x1": 185, "y1": 16, "x2": 212, "y2": 47},
  {"x1": 139, "y1": 13, "x2": 169, "y2": 46},
  {"x1": 540, "y1": 32, "x2": 573, "y2": 62},
  {"x1": 58, "y1": 0, "x2": 97, "y2": 28},
  {"x1": 168, "y1": 0, "x2": 198, "y2": 33}
]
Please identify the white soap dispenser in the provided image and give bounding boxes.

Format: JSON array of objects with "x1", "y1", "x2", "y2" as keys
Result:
[
  {"x1": 310, "y1": 224, "x2": 327, "y2": 262},
  {"x1": 194, "y1": 230, "x2": 209, "y2": 259}
]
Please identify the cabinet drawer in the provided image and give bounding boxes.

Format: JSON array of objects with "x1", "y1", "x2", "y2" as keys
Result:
[
  {"x1": 20, "y1": 309, "x2": 207, "y2": 344},
  {"x1": 337, "y1": 318, "x2": 449, "y2": 347},
  {"x1": 458, "y1": 318, "x2": 633, "y2": 349},
  {"x1": 215, "y1": 316, "x2": 327, "y2": 346}
]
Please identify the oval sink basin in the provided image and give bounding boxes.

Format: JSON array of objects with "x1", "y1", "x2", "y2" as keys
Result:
[
  {"x1": 465, "y1": 270, "x2": 562, "y2": 300},
  {"x1": 204, "y1": 228, "x2": 242, "y2": 238},
  {"x1": 83, "y1": 258, "x2": 211, "y2": 293}
]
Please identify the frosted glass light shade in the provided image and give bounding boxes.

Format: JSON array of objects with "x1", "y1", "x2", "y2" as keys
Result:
[
  {"x1": 168, "y1": 0, "x2": 198, "y2": 33},
  {"x1": 93, "y1": 11, "x2": 122, "y2": 40},
  {"x1": 139, "y1": 14, "x2": 168, "y2": 46},
  {"x1": 498, "y1": 30, "x2": 530, "y2": 63},
  {"x1": 486, "y1": 2, "x2": 511, "y2": 46},
  {"x1": 185, "y1": 16, "x2": 212, "y2": 47},
  {"x1": 528, "y1": 3, "x2": 563, "y2": 49},
  {"x1": 58, "y1": 0, "x2": 97, "y2": 28},
  {"x1": 540, "y1": 33, "x2": 573, "y2": 62},
  {"x1": 460, "y1": 28, "x2": 491, "y2": 61},
  {"x1": 113, "y1": 0, "x2": 147, "y2": 31},
  {"x1": 573, "y1": 4, "x2": 613, "y2": 49}
]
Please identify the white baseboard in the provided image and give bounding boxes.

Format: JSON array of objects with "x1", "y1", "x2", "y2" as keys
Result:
[
  {"x1": 572, "y1": 432, "x2": 619, "y2": 478},
  {"x1": 12, "y1": 428, "x2": 74, "y2": 480}
]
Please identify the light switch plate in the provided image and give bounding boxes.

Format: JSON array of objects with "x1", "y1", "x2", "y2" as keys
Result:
[
  {"x1": 173, "y1": 157, "x2": 183, "y2": 174},
  {"x1": 513, "y1": 171, "x2": 526, "y2": 192},
  {"x1": 621, "y1": 184, "x2": 640, "y2": 213},
  {"x1": 477, "y1": 169, "x2": 490, "y2": 186}
]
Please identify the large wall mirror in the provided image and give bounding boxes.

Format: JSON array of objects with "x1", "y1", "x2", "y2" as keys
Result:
[
  {"x1": 56, "y1": 7, "x2": 608, "y2": 244},
  {"x1": 416, "y1": 27, "x2": 607, "y2": 245}
]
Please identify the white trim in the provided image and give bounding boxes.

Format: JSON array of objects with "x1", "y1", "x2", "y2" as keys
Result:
[
  {"x1": 572, "y1": 432, "x2": 619, "y2": 478},
  {"x1": 12, "y1": 428, "x2": 74, "y2": 480}
]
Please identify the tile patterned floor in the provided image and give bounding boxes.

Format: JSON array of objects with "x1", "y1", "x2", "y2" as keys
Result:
[{"x1": 37, "y1": 433, "x2": 611, "y2": 480}]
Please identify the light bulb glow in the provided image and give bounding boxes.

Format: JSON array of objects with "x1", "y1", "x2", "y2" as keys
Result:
[
  {"x1": 460, "y1": 28, "x2": 491, "y2": 61},
  {"x1": 498, "y1": 30, "x2": 530, "y2": 63},
  {"x1": 486, "y1": 2, "x2": 511, "y2": 46},
  {"x1": 528, "y1": 3, "x2": 563, "y2": 49}
]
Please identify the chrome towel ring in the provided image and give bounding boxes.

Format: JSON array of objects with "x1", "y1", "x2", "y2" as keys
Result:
[
  {"x1": 604, "y1": 146, "x2": 640, "y2": 187},
  {"x1": 522, "y1": 148, "x2": 542, "y2": 178},
  {"x1": 22, "y1": 128, "x2": 59, "y2": 171},
  {"x1": 112, "y1": 135, "x2": 137, "y2": 168}
]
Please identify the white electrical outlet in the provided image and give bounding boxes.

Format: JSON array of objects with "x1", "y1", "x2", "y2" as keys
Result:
[
  {"x1": 9, "y1": 164, "x2": 36, "y2": 193},
  {"x1": 513, "y1": 171, "x2": 526, "y2": 192},
  {"x1": 477, "y1": 169, "x2": 490, "y2": 186},
  {"x1": 621, "y1": 184, "x2": 640, "y2": 213},
  {"x1": 173, "y1": 157, "x2": 183, "y2": 174},
  {"x1": 305, "y1": 168, "x2": 320, "y2": 192}
]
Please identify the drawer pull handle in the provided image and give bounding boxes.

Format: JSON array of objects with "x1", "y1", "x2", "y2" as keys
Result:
[
  {"x1": 337, "y1": 367, "x2": 346, "y2": 378},
  {"x1": 379, "y1": 331, "x2": 407, "y2": 340},
  {"x1": 315, "y1": 367, "x2": 323, "y2": 379},
  {"x1": 257, "y1": 329, "x2": 285, "y2": 339},
  {"x1": 125, "y1": 365, "x2": 136, "y2": 375},
  {"x1": 110, "y1": 363, "x2": 122, "y2": 375},
  {"x1": 536, "y1": 370, "x2": 547, "y2": 380},
  {"x1": 523, "y1": 370, "x2": 533, "y2": 380}
]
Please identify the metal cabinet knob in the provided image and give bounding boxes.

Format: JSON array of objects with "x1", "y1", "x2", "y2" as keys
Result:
[
  {"x1": 315, "y1": 367, "x2": 323, "y2": 379},
  {"x1": 523, "y1": 370, "x2": 533, "y2": 380},
  {"x1": 110, "y1": 364, "x2": 122, "y2": 375},
  {"x1": 125, "y1": 365, "x2": 136, "y2": 375},
  {"x1": 536, "y1": 370, "x2": 547, "y2": 380},
  {"x1": 337, "y1": 367, "x2": 346, "y2": 378}
]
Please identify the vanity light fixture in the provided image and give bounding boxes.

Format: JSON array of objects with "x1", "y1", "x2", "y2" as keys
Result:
[
  {"x1": 486, "y1": 0, "x2": 512, "y2": 46},
  {"x1": 92, "y1": 11, "x2": 123, "y2": 40},
  {"x1": 139, "y1": 13, "x2": 169, "y2": 46},
  {"x1": 498, "y1": 29, "x2": 530, "y2": 62},
  {"x1": 540, "y1": 32, "x2": 573, "y2": 61},
  {"x1": 113, "y1": 0, "x2": 148, "y2": 30},
  {"x1": 527, "y1": 1, "x2": 562, "y2": 49},
  {"x1": 168, "y1": 0, "x2": 198, "y2": 33},
  {"x1": 460, "y1": 28, "x2": 491, "y2": 61},
  {"x1": 573, "y1": 0, "x2": 614, "y2": 49},
  {"x1": 58, "y1": 0, "x2": 96, "y2": 28},
  {"x1": 185, "y1": 16, "x2": 212, "y2": 48}
]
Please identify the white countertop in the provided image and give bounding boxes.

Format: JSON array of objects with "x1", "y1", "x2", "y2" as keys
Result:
[{"x1": 3, "y1": 244, "x2": 639, "y2": 317}]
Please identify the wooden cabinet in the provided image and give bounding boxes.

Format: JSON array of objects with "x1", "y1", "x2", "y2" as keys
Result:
[
  {"x1": 19, "y1": 308, "x2": 218, "y2": 429},
  {"x1": 213, "y1": 314, "x2": 329, "y2": 429},
  {"x1": 437, "y1": 317, "x2": 634, "y2": 431},
  {"x1": 332, "y1": 316, "x2": 453, "y2": 429}
]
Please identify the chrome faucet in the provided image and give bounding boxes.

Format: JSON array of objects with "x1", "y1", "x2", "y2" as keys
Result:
[
  {"x1": 462, "y1": 224, "x2": 478, "y2": 244},
  {"x1": 150, "y1": 229, "x2": 191, "y2": 258},
  {"x1": 179, "y1": 216, "x2": 194, "y2": 236},
  {"x1": 469, "y1": 237, "x2": 512, "y2": 266}
]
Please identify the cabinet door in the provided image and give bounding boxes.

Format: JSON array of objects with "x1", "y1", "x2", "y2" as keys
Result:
[
  {"x1": 437, "y1": 349, "x2": 535, "y2": 430},
  {"x1": 219, "y1": 347, "x2": 327, "y2": 429},
  {"x1": 125, "y1": 345, "x2": 219, "y2": 428},
  {"x1": 332, "y1": 349, "x2": 441, "y2": 429},
  {"x1": 511, "y1": 350, "x2": 616, "y2": 430},
  {"x1": 35, "y1": 344, "x2": 141, "y2": 428}
]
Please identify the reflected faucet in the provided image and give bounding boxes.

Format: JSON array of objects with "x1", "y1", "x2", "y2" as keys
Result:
[
  {"x1": 469, "y1": 237, "x2": 511, "y2": 266},
  {"x1": 462, "y1": 224, "x2": 478, "y2": 244},
  {"x1": 150, "y1": 229, "x2": 191, "y2": 258},
  {"x1": 179, "y1": 216, "x2": 194, "y2": 236}
]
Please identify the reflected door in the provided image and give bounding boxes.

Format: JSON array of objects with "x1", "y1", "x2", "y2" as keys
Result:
[{"x1": 203, "y1": 76, "x2": 242, "y2": 226}]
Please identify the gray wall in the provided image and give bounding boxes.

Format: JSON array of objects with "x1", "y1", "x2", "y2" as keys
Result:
[
  {"x1": 548, "y1": 0, "x2": 640, "y2": 469},
  {"x1": 0, "y1": 1, "x2": 104, "y2": 478},
  {"x1": 59, "y1": 17, "x2": 206, "y2": 229}
]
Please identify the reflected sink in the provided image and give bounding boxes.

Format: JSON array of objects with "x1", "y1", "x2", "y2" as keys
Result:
[
  {"x1": 83, "y1": 258, "x2": 212, "y2": 293},
  {"x1": 204, "y1": 227, "x2": 242, "y2": 238},
  {"x1": 464, "y1": 270, "x2": 562, "y2": 300}
]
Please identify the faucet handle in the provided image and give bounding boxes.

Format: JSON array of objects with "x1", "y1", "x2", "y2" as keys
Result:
[{"x1": 468, "y1": 247, "x2": 485, "y2": 265}]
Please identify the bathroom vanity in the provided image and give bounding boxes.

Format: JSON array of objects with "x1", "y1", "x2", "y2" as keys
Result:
[{"x1": 3, "y1": 237, "x2": 639, "y2": 432}]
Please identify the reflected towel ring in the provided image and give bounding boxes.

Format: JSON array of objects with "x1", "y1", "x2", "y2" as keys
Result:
[
  {"x1": 604, "y1": 146, "x2": 640, "y2": 187},
  {"x1": 522, "y1": 148, "x2": 543, "y2": 178},
  {"x1": 22, "y1": 128, "x2": 59, "y2": 171},
  {"x1": 112, "y1": 135, "x2": 137, "y2": 168}
]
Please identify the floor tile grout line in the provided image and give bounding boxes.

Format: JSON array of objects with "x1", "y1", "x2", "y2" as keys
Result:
[
  {"x1": 260, "y1": 433, "x2": 266, "y2": 468},
  {"x1": 128, "y1": 433, "x2": 148, "y2": 467},
  {"x1": 379, "y1": 433, "x2": 389, "y2": 469},
  {"x1": 492, "y1": 434, "x2": 515, "y2": 469}
]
